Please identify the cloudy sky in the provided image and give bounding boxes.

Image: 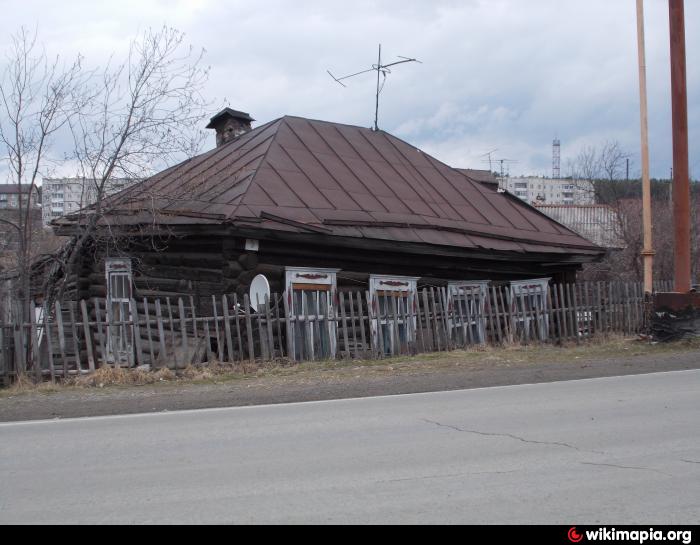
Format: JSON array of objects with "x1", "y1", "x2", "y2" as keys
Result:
[{"x1": 1, "y1": 0, "x2": 698, "y2": 179}]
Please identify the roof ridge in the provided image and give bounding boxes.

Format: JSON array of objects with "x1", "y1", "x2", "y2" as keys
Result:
[{"x1": 227, "y1": 117, "x2": 285, "y2": 220}]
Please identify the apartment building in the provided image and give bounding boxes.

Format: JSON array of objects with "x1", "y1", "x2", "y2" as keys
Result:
[
  {"x1": 0, "y1": 184, "x2": 40, "y2": 209},
  {"x1": 499, "y1": 176, "x2": 594, "y2": 205},
  {"x1": 41, "y1": 178, "x2": 136, "y2": 225}
]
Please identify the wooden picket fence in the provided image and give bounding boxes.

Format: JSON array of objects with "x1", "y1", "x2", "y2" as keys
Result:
[{"x1": 0, "y1": 280, "x2": 671, "y2": 384}]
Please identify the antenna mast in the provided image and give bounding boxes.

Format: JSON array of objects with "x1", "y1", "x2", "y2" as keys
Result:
[{"x1": 328, "y1": 44, "x2": 421, "y2": 131}]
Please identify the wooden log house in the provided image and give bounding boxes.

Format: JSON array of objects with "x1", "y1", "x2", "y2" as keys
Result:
[{"x1": 50, "y1": 109, "x2": 604, "y2": 364}]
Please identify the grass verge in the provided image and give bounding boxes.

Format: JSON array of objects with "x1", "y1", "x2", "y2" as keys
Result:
[{"x1": 2, "y1": 335, "x2": 699, "y2": 397}]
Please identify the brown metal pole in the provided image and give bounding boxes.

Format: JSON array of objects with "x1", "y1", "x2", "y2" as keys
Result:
[
  {"x1": 669, "y1": 0, "x2": 691, "y2": 292},
  {"x1": 637, "y1": 0, "x2": 654, "y2": 294}
]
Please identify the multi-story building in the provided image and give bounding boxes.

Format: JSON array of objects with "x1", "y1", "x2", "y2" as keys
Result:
[
  {"x1": 0, "y1": 184, "x2": 40, "y2": 209},
  {"x1": 41, "y1": 178, "x2": 136, "y2": 225},
  {"x1": 499, "y1": 176, "x2": 594, "y2": 205}
]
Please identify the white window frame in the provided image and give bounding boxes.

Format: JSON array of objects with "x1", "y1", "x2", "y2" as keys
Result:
[
  {"x1": 509, "y1": 278, "x2": 550, "y2": 340},
  {"x1": 369, "y1": 275, "x2": 419, "y2": 355},
  {"x1": 285, "y1": 267, "x2": 339, "y2": 361},
  {"x1": 105, "y1": 258, "x2": 134, "y2": 366},
  {"x1": 447, "y1": 280, "x2": 490, "y2": 344}
]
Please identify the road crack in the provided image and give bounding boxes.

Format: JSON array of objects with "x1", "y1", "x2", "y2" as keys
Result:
[
  {"x1": 376, "y1": 469, "x2": 520, "y2": 485},
  {"x1": 422, "y1": 418, "x2": 601, "y2": 453},
  {"x1": 680, "y1": 459, "x2": 700, "y2": 465},
  {"x1": 579, "y1": 461, "x2": 672, "y2": 477}
]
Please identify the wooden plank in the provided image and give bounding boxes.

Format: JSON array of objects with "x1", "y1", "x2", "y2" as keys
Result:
[
  {"x1": 405, "y1": 290, "x2": 416, "y2": 355},
  {"x1": 189, "y1": 296, "x2": 198, "y2": 340},
  {"x1": 348, "y1": 291, "x2": 359, "y2": 359},
  {"x1": 13, "y1": 324, "x2": 24, "y2": 377},
  {"x1": 68, "y1": 302, "x2": 81, "y2": 373},
  {"x1": 428, "y1": 288, "x2": 442, "y2": 351},
  {"x1": 142, "y1": 299, "x2": 155, "y2": 366},
  {"x1": 301, "y1": 292, "x2": 313, "y2": 361},
  {"x1": 624, "y1": 283, "x2": 631, "y2": 335},
  {"x1": 555, "y1": 284, "x2": 566, "y2": 341},
  {"x1": 211, "y1": 295, "x2": 224, "y2": 362},
  {"x1": 233, "y1": 294, "x2": 244, "y2": 362},
  {"x1": 464, "y1": 287, "x2": 477, "y2": 345},
  {"x1": 366, "y1": 290, "x2": 380, "y2": 358},
  {"x1": 202, "y1": 314, "x2": 213, "y2": 363},
  {"x1": 222, "y1": 295, "x2": 235, "y2": 363},
  {"x1": 596, "y1": 282, "x2": 604, "y2": 336},
  {"x1": 30, "y1": 317, "x2": 41, "y2": 381},
  {"x1": 93, "y1": 298, "x2": 106, "y2": 367},
  {"x1": 498, "y1": 286, "x2": 515, "y2": 343},
  {"x1": 273, "y1": 293, "x2": 284, "y2": 358},
  {"x1": 551, "y1": 284, "x2": 561, "y2": 344},
  {"x1": 338, "y1": 292, "x2": 350, "y2": 359},
  {"x1": 282, "y1": 292, "x2": 294, "y2": 361},
  {"x1": 389, "y1": 293, "x2": 400, "y2": 356},
  {"x1": 155, "y1": 300, "x2": 168, "y2": 367},
  {"x1": 264, "y1": 294, "x2": 275, "y2": 359},
  {"x1": 166, "y1": 298, "x2": 176, "y2": 360},
  {"x1": 491, "y1": 286, "x2": 503, "y2": 345},
  {"x1": 55, "y1": 301, "x2": 68, "y2": 378},
  {"x1": 356, "y1": 291, "x2": 368, "y2": 357},
  {"x1": 43, "y1": 317, "x2": 55, "y2": 382},
  {"x1": 178, "y1": 298, "x2": 188, "y2": 365},
  {"x1": 420, "y1": 289, "x2": 433, "y2": 351},
  {"x1": 255, "y1": 294, "x2": 268, "y2": 361},
  {"x1": 243, "y1": 295, "x2": 255, "y2": 362},
  {"x1": 80, "y1": 300, "x2": 95, "y2": 372}
]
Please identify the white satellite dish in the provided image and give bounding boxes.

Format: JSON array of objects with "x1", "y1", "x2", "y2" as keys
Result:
[{"x1": 249, "y1": 274, "x2": 271, "y2": 311}]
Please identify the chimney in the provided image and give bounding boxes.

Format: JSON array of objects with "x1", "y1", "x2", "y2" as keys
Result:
[{"x1": 206, "y1": 108, "x2": 255, "y2": 147}]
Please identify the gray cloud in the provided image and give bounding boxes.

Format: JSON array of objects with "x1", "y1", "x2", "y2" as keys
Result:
[{"x1": 1, "y1": 0, "x2": 697, "y2": 179}]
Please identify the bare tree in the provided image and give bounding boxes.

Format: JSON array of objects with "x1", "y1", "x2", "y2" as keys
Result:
[
  {"x1": 48, "y1": 26, "x2": 210, "y2": 301},
  {"x1": 0, "y1": 25, "x2": 210, "y2": 332},
  {"x1": 0, "y1": 27, "x2": 83, "y2": 323}
]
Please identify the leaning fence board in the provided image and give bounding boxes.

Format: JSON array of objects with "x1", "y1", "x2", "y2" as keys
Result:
[
  {"x1": 54, "y1": 302, "x2": 68, "y2": 377},
  {"x1": 80, "y1": 300, "x2": 96, "y2": 372},
  {"x1": 155, "y1": 300, "x2": 168, "y2": 367},
  {"x1": 233, "y1": 294, "x2": 245, "y2": 362},
  {"x1": 366, "y1": 290, "x2": 380, "y2": 358},
  {"x1": 348, "y1": 292, "x2": 359, "y2": 359},
  {"x1": 68, "y1": 302, "x2": 81, "y2": 372},
  {"x1": 222, "y1": 295, "x2": 235, "y2": 363},
  {"x1": 43, "y1": 316, "x2": 56, "y2": 381},
  {"x1": 273, "y1": 293, "x2": 284, "y2": 359},
  {"x1": 255, "y1": 294, "x2": 268, "y2": 361},
  {"x1": 243, "y1": 295, "x2": 255, "y2": 362},
  {"x1": 356, "y1": 291, "x2": 368, "y2": 357},
  {"x1": 178, "y1": 299, "x2": 188, "y2": 366},
  {"x1": 30, "y1": 319, "x2": 41, "y2": 380},
  {"x1": 142, "y1": 299, "x2": 155, "y2": 366},
  {"x1": 93, "y1": 298, "x2": 106, "y2": 366},
  {"x1": 211, "y1": 296, "x2": 223, "y2": 363},
  {"x1": 264, "y1": 294, "x2": 275, "y2": 359}
]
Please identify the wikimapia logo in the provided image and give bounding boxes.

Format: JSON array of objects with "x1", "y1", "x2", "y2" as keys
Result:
[{"x1": 567, "y1": 527, "x2": 693, "y2": 544}]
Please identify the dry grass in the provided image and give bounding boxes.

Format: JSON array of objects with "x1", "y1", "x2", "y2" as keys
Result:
[{"x1": 2, "y1": 335, "x2": 699, "y2": 396}]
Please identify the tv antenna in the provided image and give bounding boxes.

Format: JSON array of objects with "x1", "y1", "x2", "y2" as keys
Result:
[
  {"x1": 481, "y1": 157, "x2": 518, "y2": 178},
  {"x1": 479, "y1": 149, "x2": 499, "y2": 172},
  {"x1": 327, "y1": 44, "x2": 421, "y2": 131}
]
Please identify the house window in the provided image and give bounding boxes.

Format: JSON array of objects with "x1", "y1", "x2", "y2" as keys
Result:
[
  {"x1": 285, "y1": 267, "x2": 338, "y2": 361},
  {"x1": 369, "y1": 275, "x2": 418, "y2": 355},
  {"x1": 509, "y1": 278, "x2": 550, "y2": 340},
  {"x1": 105, "y1": 258, "x2": 133, "y2": 365},
  {"x1": 448, "y1": 281, "x2": 489, "y2": 344}
]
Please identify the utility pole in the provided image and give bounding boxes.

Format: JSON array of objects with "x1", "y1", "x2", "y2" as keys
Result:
[
  {"x1": 636, "y1": 0, "x2": 655, "y2": 294},
  {"x1": 669, "y1": 0, "x2": 691, "y2": 292}
]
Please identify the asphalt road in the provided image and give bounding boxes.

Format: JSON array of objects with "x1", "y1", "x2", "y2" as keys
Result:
[{"x1": 1, "y1": 370, "x2": 699, "y2": 524}]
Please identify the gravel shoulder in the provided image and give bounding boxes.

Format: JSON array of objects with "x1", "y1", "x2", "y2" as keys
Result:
[{"x1": 1, "y1": 339, "x2": 699, "y2": 422}]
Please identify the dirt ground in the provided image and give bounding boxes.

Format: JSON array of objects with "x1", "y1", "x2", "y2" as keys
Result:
[{"x1": 1, "y1": 337, "x2": 699, "y2": 422}]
